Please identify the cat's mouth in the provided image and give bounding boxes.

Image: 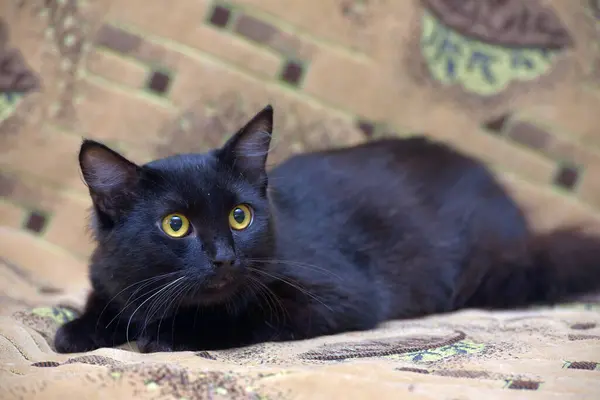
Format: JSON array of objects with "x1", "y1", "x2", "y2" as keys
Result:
[
  {"x1": 204, "y1": 275, "x2": 235, "y2": 290},
  {"x1": 206, "y1": 281, "x2": 229, "y2": 289},
  {"x1": 179, "y1": 270, "x2": 245, "y2": 306},
  {"x1": 194, "y1": 273, "x2": 242, "y2": 302}
]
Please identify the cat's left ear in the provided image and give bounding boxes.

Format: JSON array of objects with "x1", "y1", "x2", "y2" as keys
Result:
[
  {"x1": 218, "y1": 105, "x2": 273, "y2": 187},
  {"x1": 79, "y1": 140, "x2": 142, "y2": 219}
]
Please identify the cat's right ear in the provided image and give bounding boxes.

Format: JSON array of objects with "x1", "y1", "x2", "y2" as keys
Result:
[
  {"x1": 217, "y1": 105, "x2": 273, "y2": 188},
  {"x1": 79, "y1": 139, "x2": 141, "y2": 218}
]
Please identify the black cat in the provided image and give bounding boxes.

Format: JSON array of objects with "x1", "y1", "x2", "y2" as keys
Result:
[{"x1": 54, "y1": 105, "x2": 600, "y2": 353}]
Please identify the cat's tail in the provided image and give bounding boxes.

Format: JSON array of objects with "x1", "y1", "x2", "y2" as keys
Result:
[{"x1": 465, "y1": 226, "x2": 600, "y2": 309}]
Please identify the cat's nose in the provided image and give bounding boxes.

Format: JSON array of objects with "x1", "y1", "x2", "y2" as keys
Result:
[
  {"x1": 212, "y1": 257, "x2": 235, "y2": 269},
  {"x1": 210, "y1": 240, "x2": 236, "y2": 268},
  {"x1": 211, "y1": 251, "x2": 236, "y2": 269}
]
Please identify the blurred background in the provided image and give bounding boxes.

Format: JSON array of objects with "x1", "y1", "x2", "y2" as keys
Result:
[{"x1": 1, "y1": 0, "x2": 600, "y2": 309}]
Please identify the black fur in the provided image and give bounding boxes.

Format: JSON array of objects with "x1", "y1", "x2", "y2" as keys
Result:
[{"x1": 54, "y1": 105, "x2": 600, "y2": 353}]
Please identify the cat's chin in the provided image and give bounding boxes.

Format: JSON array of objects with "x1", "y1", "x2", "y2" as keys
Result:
[{"x1": 182, "y1": 280, "x2": 243, "y2": 306}]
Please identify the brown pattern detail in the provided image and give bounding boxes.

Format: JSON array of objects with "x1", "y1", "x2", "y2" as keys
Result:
[
  {"x1": 571, "y1": 322, "x2": 597, "y2": 330},
  {"x1": 146, "y1": 70, "x2": 171, "y2": 95},
  {"x1": 0, "y1": 17, "x2": 40, "y2": 120},
  {"x1": 280, "y1": 60, "x2": 305, "y2": 86},
  {"x1": 234, "y1": 15, "x2": 277, "y2": 46},
  {"x1": 568, "y1": 334, "x2": 600, "y2": 341},
  {"x1": 195, "y1": 351, "x2": 217, "y2": 360},
  {"x1": 567, "y1": 361, "x2": 599, "y2": 370},
  {"x1": 299, "y1": 331, "x2": 466, "y2": 361},
  {"x1": 31, "y1": 361, "x2": 61, "y2": 368},
  {"x1": 396, "y1": 367, "x2": 430, "y2": 374},
  {"x1": 208, "y1": 5, "x2": 232, "y2": 28},
  {"x1": 231, "y1": 14, "x2": 314, "y2": 60},
  {"x1": 24, "y1": 211, "x2": 48, "y2": 234},
  {"x1": 356, "y1": 120, "x2": 376, "y2": 138},
  {"x1": 496, "y1": 120, "x2": 597, "y2": 177},
  {"x1": 63, "y1": 355, "x2": 122, "y2": 366},
  {"x1": 94, "y1": 25, "x2": 178, "y2": 72},
  {"x1": 107, "y1": 364, "x2": 262, "y2": 400},
  {"x1": 483, "y1": 114, "x2": 511, "y2": 134},
  {"x1": 397, "y1": 367, "x2": 537, "y2": 382},
  {"x1": 553, "y1": 163, "x2": 580, "y2": 191},
  {"x1": 507, "y1": 380, "x2": 540, "y2": 390},
  {"x1": 435, "y1": 369, "x2": 492, "y2": 379},
  {"x1": 37, "y1": 286, "x2": 63, "y2": 294},
  {"x1": 507, "y1": 121, "x2": 551, "y2": 151},
  {"x1": 95, "y1": 24, "x2": 142, "y2": 55},
  {"x1": 0, "y1": 48, "x2": 40, "y2": 94},
  {"x1": 402, "y1": 0, "x2": 571, "y2": 118},
  {"x1": 422, "y1": 0, "x2": 572, "y2": 49}
]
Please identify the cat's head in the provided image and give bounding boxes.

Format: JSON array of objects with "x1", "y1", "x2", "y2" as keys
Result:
[{"x1": 80, "y1": 105, "x2": 275, "y2": 310}]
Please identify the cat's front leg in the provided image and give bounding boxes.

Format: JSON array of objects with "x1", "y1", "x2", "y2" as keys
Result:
[
  {"x1": 134, "y1": 309, "x2": 256, "y2": 352},
  {"x1": 135, "y1": 334, "x2": 175, "y2": 353},
  {"x1": 134, "y1": 318, "x2": 189, "y2": 353},
  {"x1": 54, "y1": 291, "x2": 128, "y2": 353}
]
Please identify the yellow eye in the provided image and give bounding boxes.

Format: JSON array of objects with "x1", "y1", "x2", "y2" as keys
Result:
[
  {"x1": 229, "y1": 204, "x2": 253, "y2": 230},
  {"x1": 161, "y1": 213, "x2": 190, "y2": 238}
]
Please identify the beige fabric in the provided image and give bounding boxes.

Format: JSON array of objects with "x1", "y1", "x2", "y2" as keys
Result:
[{"x1": 1, "y1": 254, "x2": 600, "y2": 400}]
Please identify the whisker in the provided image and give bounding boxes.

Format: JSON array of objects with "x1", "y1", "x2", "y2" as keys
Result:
[
  {"x1": 247, "y1": 267, "x2": 332, "y2": 311},
  {"x1": 97, "y1": 272, "x2": 179, "y2": 330},
  {"x1": 245, "y1": 276, "x2": 294, "y2": 342},
  {"x1": 246, "y1": 258, "x2": 342, "y2": 280},
  {"x1": 245, "y1": 278, "x2": 272, "y2": 319},
  {"x1": 247, "y1": 275, "x2": 288, "y2": 326},
  {"x1": 125, "y1": 277, "x2": 185, "y2": 348},
  {"x1": 154, "y1": 279, "x2": 190, "y2": 343},
  {"x1": 169, "y1": 282, "x2": 195, "y2": 344},
  {"x1": 139, "y1": 277, "x2": 187, "y2": 342},
  {"x1": 104, "y1": 275, "x2": 178, "y2": 329},
  {"x1": 145, "y1": 278, "x2": 187, "y2": 327}
]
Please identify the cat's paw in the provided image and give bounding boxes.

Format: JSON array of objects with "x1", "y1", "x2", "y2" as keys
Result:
[
  {"x1": 54, "y1": 319, "x2": 101, "y2": 353},
  {"x1": 136, "y1": 335, "x2": 174, "y2": 353}
]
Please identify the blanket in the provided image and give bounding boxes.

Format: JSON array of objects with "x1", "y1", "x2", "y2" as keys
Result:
[{"x1": 1, "y1": 231, "x2": 600, "y2": 400}]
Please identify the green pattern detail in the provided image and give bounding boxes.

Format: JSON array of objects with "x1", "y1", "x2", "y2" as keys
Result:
[
  {"x1": 387, "y1": 340, "x2": 485, "y2": 363},
  {"x1": 110, "y1": 371, "x2": 122, "y2": 379},
  {"x1": 0, "y1": 92, "x2": 23, "y2": 122},
  {"x1": 420, "y1": 10, "x2": 558, "y2": 96},
  {"x1": 145, "y1": 380, "x2": 160, "y2": 391},
  {"x1": 215, "y1": 387, "x2": 228, "y2": 395},
  {"x1": 32, "y1": 307, "x2": 77, "y2": 324}
]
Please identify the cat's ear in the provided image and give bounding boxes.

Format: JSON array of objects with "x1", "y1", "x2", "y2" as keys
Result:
[
  {"x1": 218, "y1": 105, "x2": 273, "y2": 187},
  {"x1": 79, "y1": 139, "x2": 141, "y2": 218}
]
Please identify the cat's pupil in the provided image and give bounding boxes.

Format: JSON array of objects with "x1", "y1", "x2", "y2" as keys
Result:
[
  {"x1": 169, "y1": 216, "x2": 183, "y2": 231},
  {"x1": 233, "y1": 208, "x2": 246, "y2": 224}
]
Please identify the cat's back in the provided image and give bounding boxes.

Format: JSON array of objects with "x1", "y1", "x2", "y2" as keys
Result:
[
  {"x1": 269, "y1": 135, "x2": 527, "y2": 264},
  {"x1": 269, "y1": 135, "x2": 498, "y2": 210}
]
